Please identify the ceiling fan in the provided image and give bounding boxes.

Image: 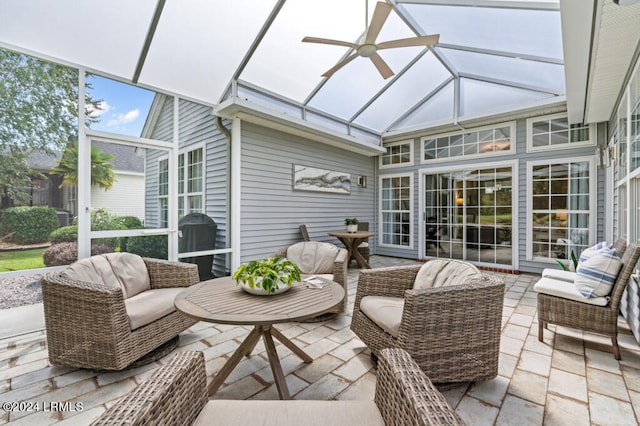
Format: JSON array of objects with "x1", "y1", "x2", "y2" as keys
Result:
[{"x1": 302, "y1": 1, "x2": 439, "y2": 79}]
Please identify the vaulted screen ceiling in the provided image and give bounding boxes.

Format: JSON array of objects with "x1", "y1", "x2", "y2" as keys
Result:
[{"x1": 0, "y1": 0, "x2": 565, "y2": 140}]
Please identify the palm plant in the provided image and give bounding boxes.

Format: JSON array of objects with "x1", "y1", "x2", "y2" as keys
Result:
[{"x1": 50, "y1": 142, "x2": 116, "y2": 189}]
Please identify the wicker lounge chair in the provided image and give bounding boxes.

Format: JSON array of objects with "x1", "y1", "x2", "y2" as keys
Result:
[
  {"x1": 41, "y1": 252, "x2": 199, "y2": 370},
  {"x1": 536, "y1": 241, "x2": 640, "y2": 359},
  {"x1": 93, "y1": 348, "x2": 464, "y2": 425},
  {"x1": 351, "y1": 260, "x2": 505, "y2": 385}
]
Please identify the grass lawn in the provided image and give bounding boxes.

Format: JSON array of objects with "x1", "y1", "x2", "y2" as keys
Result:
[{"x1": 0, "y1": 248, "x2": 45, "y2": 272}]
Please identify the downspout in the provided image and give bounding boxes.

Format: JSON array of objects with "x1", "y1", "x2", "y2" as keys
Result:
[{"x1": 215, "y1": 116, "x2": 232, "y2": 275}]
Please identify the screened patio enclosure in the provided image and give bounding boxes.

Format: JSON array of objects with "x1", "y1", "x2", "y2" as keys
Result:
[
  {"x1": 3, "y1": 0, "x2": 638, "y2": 275},
  {"x1": 0, "y1": 0, "x2": 565, "y2": 142}
]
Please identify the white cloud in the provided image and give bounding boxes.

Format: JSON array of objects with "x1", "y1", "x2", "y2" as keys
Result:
[
  {"x1": 87, "y1": 100, "x2": 111, "y2": 118},
  {"x1": 107, "y1": 108, "x2": 140, "y2": 127}
]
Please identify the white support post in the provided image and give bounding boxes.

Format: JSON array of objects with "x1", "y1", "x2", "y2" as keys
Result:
[
  {"x1": 77, "y1": 69, "x2": 90, "y2": 259},
  {"x1": 168, "y1": 97, "x2": 179, "y2": 261},
  {"x1": 231, "y1": 117, "x2": 242, "y2": 271}
]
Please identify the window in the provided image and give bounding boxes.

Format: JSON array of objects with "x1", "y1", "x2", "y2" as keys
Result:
[
  {"x1": 380, "y1": 140, "x2": 413, "y2": 168},
  {"x1": 421, "y1": 122, "x2": 514, "y2": 163},
  {"x1": 158, "y1": 158, "x2": 169, "y2": 227},
  {"x1": 380, "y1": 174, "x2": 413, "y2": 248},
  {"x1": 528, "y1": 158, "x2": 594, "y2": 262},
  {"x1": 158, "y1": 147, "x2": 204, "y2": 227},
  {"x1": 527, "y1": 113, "x2": 594, "y2": 152}
]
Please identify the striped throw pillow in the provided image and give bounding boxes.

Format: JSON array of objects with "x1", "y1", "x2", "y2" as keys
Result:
[{"x1": 574, "y1": 248, "x2": 623, "y2": 298}]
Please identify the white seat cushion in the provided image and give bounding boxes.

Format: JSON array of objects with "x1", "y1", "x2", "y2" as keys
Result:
[
  {"x1": 286, "y1": 242, "x2": 339, "y2": 274},
  {"x1": 195, "y1": 400, "x2": 384, "y2": 426},
  {"x1": 360, "y1": 296, "x2": 404, "y2": 337},
  {"x1": 124, "y1": 287, "x2": 184, "y2": 330},
  {"x1": 533, "y1": 277, "x2": 610, "y2": 306},
  {"x1": 541, "y1": 269, "x2": 576, "y2": 282},
  {"x1": 413, "y1": 259, "x2": 482, "y2": 289}
]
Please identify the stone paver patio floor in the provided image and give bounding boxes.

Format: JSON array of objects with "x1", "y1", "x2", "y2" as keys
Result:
[{"x1": 2, "y1": 255, "x2": 640, "y2": 425}]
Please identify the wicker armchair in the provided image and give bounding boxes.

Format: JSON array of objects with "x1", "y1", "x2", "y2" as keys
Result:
[
  {"x1": 93, "y1": 348, "x2": 464, "y2": 426},
  {"x1": 537, "y1": 242, "x2": 640, "y2": 360},
  {"x1": 276, "y1": 241, "x2": 348, "y2": 312},
  {"x1": 357, "y1": 221, "x2": 371, "y2": 263},
  {"x1": 351, "y1": 262, "x2": 505, "y2": 385},
  {"x1": 41, "y1": 253, "x2": 199, "y2": 371}
]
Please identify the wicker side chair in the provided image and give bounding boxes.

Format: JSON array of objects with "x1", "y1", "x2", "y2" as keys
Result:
[
  {"x1": 41, "y1": 253, "x2": 200, "y2": 371},
  {"x1": 351, "y1": 263, "x2": 505, "y2": 385},
  {"x1": 299, "y1": 224, "x2": 311, "y2": 242},
  {"x1": 276, "y1": 241, "x2": 348, "y2": 313},
  {"x1": 537, "y1": 242, "x2": 640, "y2": 360},
  {"x1": 93, "y1": 348, "x2": 464, "y2": 426}
]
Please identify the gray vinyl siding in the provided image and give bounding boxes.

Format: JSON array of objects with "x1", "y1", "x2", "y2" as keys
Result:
[
  {"x1": 144, "y1": 97, "x2": 174, "y2": 228},
  {"x1": 178, "y1": 100, "x2": 229, "y2": 276},
  {"x1": 239, "y1": 122, "x2": 376, "y2": 262}
]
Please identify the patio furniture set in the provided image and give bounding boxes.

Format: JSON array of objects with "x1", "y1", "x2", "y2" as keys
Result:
[{"x1": 39, "y1": 236, "x2": 638, "y2": 424}]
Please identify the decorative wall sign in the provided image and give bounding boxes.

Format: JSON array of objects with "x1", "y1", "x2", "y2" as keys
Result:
[{"x1": 293, "y1": 165, "x2": 351, "y2": 194}]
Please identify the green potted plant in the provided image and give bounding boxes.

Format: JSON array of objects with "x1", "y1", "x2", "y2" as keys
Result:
[
  {"x1": 233, "y1": 255, "x2": 302, "y2": 295},
  {"x1": 345, "y1": 217, "x2": 359, "y2": 233}
]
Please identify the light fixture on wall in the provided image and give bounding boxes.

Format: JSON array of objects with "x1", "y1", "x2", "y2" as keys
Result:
[
  {"x1": 596, "y1": 145, "x2": 610, "y2": 168},
  {"x1": 357, "y1": 175, "x2": 367, "y2": 188}
]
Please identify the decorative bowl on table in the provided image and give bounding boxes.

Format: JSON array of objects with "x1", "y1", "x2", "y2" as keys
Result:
[{"x1": 233, "y1": 255, "x2": 301, "y2": 296}]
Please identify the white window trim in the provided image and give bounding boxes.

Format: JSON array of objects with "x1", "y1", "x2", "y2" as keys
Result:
[
  {"x1": 379, "y1": 172, "x2": 414, "y2": 250},
  {"x1": 178, "y1": 143, "x2": 206, "y2": 216},
  {"x1": 157, "y1": 155, "x2": 169, "y2": 228},
  {"x1": 525, "y1": 156, "x2": 596, "y2": 263},
  {"x1": 526, "y1": 112, "x2": 596, "y2": 153},
  {"x1": 379, "y1": 139, "x2": 414, "y2": 169},
  {"x1": 420, "y1": 121, "x2": 516, "y2": 165}
]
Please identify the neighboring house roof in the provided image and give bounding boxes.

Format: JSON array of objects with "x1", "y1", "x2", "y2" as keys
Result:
[{"x1": 26, "y1": 142, "x2": 144, "y2": 174}]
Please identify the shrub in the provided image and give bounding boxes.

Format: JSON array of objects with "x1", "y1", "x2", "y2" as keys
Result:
[
  {"x1": 50, "y1": 225, "x2": 78, "y2": 244},
  {"x1": 43, "y1": 242, "x2": 113, "y2": 267},
  {"x1": 126, "y1": 234, "x2": 168, "y2": 259},
  {"x1": 111, "y1": 215, "x2": 143, "y2": 230},
  {"x1": 0, "y1": 206, "x2": 59, "y2": 244}
]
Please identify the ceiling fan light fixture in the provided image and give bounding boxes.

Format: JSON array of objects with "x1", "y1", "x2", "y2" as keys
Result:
[{"x1": 357, "y1": 44, "x2": 377, "y2": 57}]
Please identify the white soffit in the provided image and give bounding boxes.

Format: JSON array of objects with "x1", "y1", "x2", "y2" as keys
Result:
[
  {"x1": 584, "y1": 0, "x2": 640, "y2": 123},
  {"x1": 557, "y1": 0, "x2": 593, "y2": 124}
]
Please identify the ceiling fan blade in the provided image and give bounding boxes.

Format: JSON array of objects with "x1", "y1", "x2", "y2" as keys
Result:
[
  {"x1": 302, "y1": 36, "x2": 358, "y2": 49},
  {"x1": 369, "y1": 52, "x2": 394, "y2": 79},
  {"x1": 321, "y1": 52, "x2": 359, "y2": 78},
  {"x1": 377, "y1": 34, "x2": 440, "y2": 50},
  {"x1": 364, "y1": 2, "x2": 393, "y2": 45}
]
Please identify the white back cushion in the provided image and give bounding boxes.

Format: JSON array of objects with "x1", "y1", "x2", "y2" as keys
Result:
[
  {"x1": 413, "y1": 259, "x2": 482, "y2": 289},
  {"x1": 64, "y1": 252, "x2": 151, "y2": 299},
  {"x1": 286, "y1": 242, "x2": 339, "y2": 274}
]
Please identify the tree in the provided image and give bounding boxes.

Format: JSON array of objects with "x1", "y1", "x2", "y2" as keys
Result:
[
  {"x1": 50, "y1": 142, "x2": 116, "y2": 190},
  {"x1": 0, "y1": 47, "x2": 103, "y2": 208},
  {"x1": 0, "y1": 48, "x2": 102, "y2": 153}
]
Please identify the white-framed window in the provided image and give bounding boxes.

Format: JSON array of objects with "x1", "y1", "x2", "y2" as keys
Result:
[
  {"x1": 421, "y1": 122, "x2": 515, "y2": 164},
  {"x1": 527, "y1": 157, "x2": 595, "y2": 263},
  {"x1": 526, "y1": 113, "x2": 594, "y2": 152},
  {"x1": 380, "y1": 139, "x2": 414, "y2": 168},
  {"x1": 158, "y1": 158, "x2": 169, "y2": 228},
  {"x1": 379, "y1": 173, "x2": 413, "y2": 248},
  {"x1": 158, "y1": 146, "x2": 204, "y2": 227}
]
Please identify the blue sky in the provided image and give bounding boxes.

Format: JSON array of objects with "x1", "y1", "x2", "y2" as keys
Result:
[{"x1": 86, "y1": 75, "x2": 155, "y2": 137}]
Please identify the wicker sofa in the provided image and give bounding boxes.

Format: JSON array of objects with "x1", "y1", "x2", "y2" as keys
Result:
[
  {"x1": 92, "y1": 348, "x2": 464, "y2": 425},
  {"x1": 41, "y1": 252, "x2": 199, "y2": 371},
  {"x1": 351, "y1": 259, "x2": 505, "y2": 385}
]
